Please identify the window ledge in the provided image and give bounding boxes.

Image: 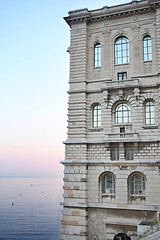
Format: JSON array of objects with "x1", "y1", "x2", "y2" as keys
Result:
[
  {"x1": 88, "y1": 127, "x2": 103, "y2": 132},
  {"x1": 142, "y1": 125, "x2": 158, "y2": 129},
  {"x1": 102, "y1": 194, "x2": 115, "y2": 198},
  {"x1": 143, "y1": 60, "x2": 152, "y2": 63},
  {"x1": 93, "y1": 66, "x2": 101, "y2": 69},
  {"x1": 113, "y1": 123, "x2": 132, "y2": 127},
  {"x1": 114, "y1": 63, "x2": 129, "y2": 67},
  {"x1": 131, "y1": 194, "x2": 145, "y2": 197},
  {"x1": 130, "y1": 195, "x2": 146, "y2": 201}
]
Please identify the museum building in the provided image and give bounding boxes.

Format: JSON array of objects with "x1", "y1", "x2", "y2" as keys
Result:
[{"x1": 60, "y1": 0, "x2": 160, "y2": 239}]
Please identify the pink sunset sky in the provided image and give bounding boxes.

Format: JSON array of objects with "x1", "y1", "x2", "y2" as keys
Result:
[{"x1": 0, "y1": 0, "x2": 130, "y2": 177}]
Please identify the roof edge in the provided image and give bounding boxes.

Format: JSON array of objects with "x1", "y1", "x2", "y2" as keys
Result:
[{"x1": 64, "y1": 0, "x2": 160, "y2": 27}]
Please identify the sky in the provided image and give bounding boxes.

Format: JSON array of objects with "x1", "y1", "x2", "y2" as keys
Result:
[{"x1": 0, "y1": 0, "x2": 131, "y2": 178}]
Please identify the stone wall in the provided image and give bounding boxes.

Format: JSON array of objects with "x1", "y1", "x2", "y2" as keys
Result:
[{"x1": 61, "y1": 1, "x2": 160, "y2": 239}]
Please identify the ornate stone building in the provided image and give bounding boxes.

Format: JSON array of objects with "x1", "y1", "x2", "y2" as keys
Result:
[{"x1": 60, "y1": 0, "x2": 160, "y2": 240}]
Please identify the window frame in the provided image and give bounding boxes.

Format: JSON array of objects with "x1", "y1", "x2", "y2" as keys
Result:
[
  {"x1": 115, "y1": 36, "x2": 129, "y2": 65},
  {"x1": 92, "y1": 104, "x2": 101, "y2": 128},
  {"x1": 111, "y1": 147, "x2": 119, "y2": 161},
  {"x1": 130, "y1": 174, "x2": 146, "y2": 196},
  {"x1": 143, "y1": 35, "x2": 152, "y2": 61},
  {"x1": 145, "y1": 101, "x2": 155, "y2": 125},
  {"x1": 117, "y1": 72, "x2": 127, "y2": 80},
  {"x1": 125, "y1": 146, "x2": 134, "y2": 161},
  {"x1": 114, "y1": 103, "x2": 131, "y2": 124},
  {"x1": 102, "y1": 173, "x2": 116, "y2": 195},
  {"x1": 94, "y1": 43, "x2": 101, "y2": 67}
]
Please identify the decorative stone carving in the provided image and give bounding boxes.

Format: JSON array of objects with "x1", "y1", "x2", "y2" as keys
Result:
[
  {"x1": 103, "y1": 29, "x2": 111, "y2": 36},
  {"x1": 118, "y1": 29, "x2": 124, "y2": 35},
  {"x1": 118, "y1": 89, "x2": 124, "y2": 100},
  {"x1": 91, "y1": 234, "x2": 99, "y2": 240},
  {"x1": 131, "y1": 24, "x2": 139, "y2": 31},
  {"x1": 95, "y1": 36, "x2": 99, "y2": 41},
  {"x1": 103, "y1": 90, "x2": 109, "y2": 108},
  {"x1": 88, "y1": 32, "x2": 92, "y2": 38},
  {"x1": 133, "y1": 16, "x2": 138, "y2": 21},
  {"x1": 134, "y1": 87, "x2": 140, "y2": 106},
  {"x1": 144, "y1": 28, "x2": 149, "y2": 34},
  {"x1": 104, "y1": 20, "x2": 108, "y2": 26}
]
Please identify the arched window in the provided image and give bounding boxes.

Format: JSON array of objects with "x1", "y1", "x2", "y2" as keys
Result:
[
  {"x1": 145, "y1": 101, "x2": 155, "y2": 125},
  {"x1": 102, "y1": 173, "x2": 115, "y2": 194},
  {"x1": 115, "y1": 103, "x2": 130, "y2": 124},
  {"x1": 143, "y1": 35, "x2": 152, "y2": 61},
  {"x1": 115, "y1": 36, "x2": 129, "y2": 64},
  {"x1": 94, "y1": 43, "x2": 101, "y2": 67},
  {"x1": 92, "y1": 104, "x2": 101, "y2": 128},
  {"x1": 131, "y1": 174, "x2": 145, "y2": 195}
]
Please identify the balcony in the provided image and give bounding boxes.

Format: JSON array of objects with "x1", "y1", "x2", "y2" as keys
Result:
[
  {"x1": 104, "y1": 132, "x2": 139, "y2": 142},
  {"x1": 103, "y1": 78, "x2": 139, "y2": 89}
]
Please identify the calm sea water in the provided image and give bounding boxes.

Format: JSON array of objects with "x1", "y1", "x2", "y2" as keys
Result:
[{"x1": 0, "y1": 178, "x2": 63, "y2": 240}]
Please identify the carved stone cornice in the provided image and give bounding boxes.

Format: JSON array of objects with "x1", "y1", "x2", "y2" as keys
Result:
[{"x1": 64, "y1": 0, "x2": 160, "y2": 27}]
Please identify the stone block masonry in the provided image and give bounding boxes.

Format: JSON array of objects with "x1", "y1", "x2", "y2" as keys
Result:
[{"x1": 61, "y1": 1, "x2": 160, "y2": 239}]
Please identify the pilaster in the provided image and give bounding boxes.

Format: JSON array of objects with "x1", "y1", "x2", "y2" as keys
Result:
[
  {"x1": 60, "y1": 163, "x2": 88, "y2": 240},
  {"x1": 156, "y1": 8, "x2": 160, "y2": 73}
]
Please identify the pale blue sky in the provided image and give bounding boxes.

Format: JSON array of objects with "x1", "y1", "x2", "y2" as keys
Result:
[{"x1": 0, "y1": 0, "x2": 130, "y2": 177}]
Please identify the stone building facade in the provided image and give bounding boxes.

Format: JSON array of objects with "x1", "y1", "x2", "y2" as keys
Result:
[{"x1": 60, "y1": 1, "x2": 160, "y2": 240}]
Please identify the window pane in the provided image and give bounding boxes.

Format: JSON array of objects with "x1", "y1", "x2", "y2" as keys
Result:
[
  {"x1": 93, "y1": 104, "x2": 101, "y2": 127},
  {"x1": 102, "y1": 174, "x2": 115, "y2": 194},
  {"x1": 115, "y1": 103, "x2": 130, "y2": 124},
  {"x1": 126, "y1": 147, "x2": 134, "y2": 160},
  {"x1": 145, "y1": 101, "x2": 155, "y2": 125},
  {"x1": 111, "y1": 147, "x2": 119, "y2": 161},
  {"x1": 102, "y1": 177, "x2": 105, "y2": 193},
  {"x1": 146, "y1": 119, "x2": 150, "y2": 125},
  {"x1": 115, "y1": 36, "x2": 129, "y2": 64},
  {"x1": 143, "y1": 35, "x2": 152, "y2": 61},
  {"x1": 131, "y1": 174, "x2": 145, "y2": 195},
  {"x1": 94, "y1": 43, "x2": 101, "y2": 67},
  {"x1": 118, "y1": 72, "x2": 127, "y2": 80}
]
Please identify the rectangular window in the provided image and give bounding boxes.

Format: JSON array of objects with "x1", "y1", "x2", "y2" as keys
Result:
[
  {"x1": 145, "y1": 101, "x2": 155, "y2": 125},
  {"x1": 125, "y1": 146, "x2": 134, "y2": 160},
  {"x1": 111, "y1": 147, "x2": 119, "y2": 161},
  {"x1": 120, "y1": 127, "x2": 125, "y2": 133},
  {"x1": 93, "y1": 105, "x2": 101, "y2": 127},
  {"x1": 94, "y1": 43, "x2": 101, "y2": 67},
  {"x1": 143, "y1": 35, "x2": 152, "y2": 61},
  {"x1": 118, "y1": 72, "x2": 127, "y2": 80},
  {"x1": 131, "y1": 175, "x2": 145, "y2": 195},
  {"x1": 115, "y1": 37, "x2": 129, "y2": 64}
]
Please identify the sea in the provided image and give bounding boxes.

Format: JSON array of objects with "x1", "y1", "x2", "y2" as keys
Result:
[{"x1": 0, "y1": 178, "x2": 63, "y2": 240}]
